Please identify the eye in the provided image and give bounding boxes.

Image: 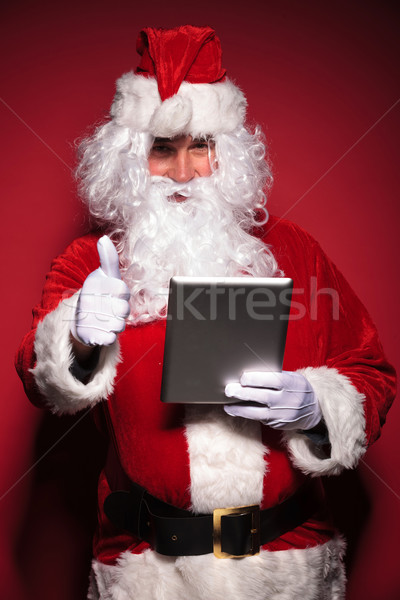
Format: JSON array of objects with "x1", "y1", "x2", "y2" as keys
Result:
[
  {"x1": 193, "y1": 142, "x2": 208, "y2": 149},
  {"x1": 191, "y1": 138, "x2": 214, "y2": 153},
  {"x1": 150, "y1": 144, "x2": 173, "y2": 156}
]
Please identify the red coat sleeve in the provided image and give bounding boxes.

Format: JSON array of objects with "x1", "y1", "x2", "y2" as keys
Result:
[
  {"x1": 262, "y1": 217, "x2": 396, "y2": 474},
  {"x1": 310, "y1": 238, "x2": 396, "y2": 448},
  {"x1": 15, "y1": 233, "x2": 103, "y2": 408}
]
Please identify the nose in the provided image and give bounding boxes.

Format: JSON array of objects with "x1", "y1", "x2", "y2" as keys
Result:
[{"x1": 168, "y1": 151, "x2": 195, "y2": 183}]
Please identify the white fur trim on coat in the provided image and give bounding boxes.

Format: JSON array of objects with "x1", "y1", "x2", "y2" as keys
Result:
[
  {"x1": 284, "y1": 367, "x2": 367, "y2": 476},
  {"x1": 31, "y1": 293, "x2": 121, "y2": 415},
  {"x1": 110, "y1": 74, "x2": 247, "y2": 138},
  {"x1": 184, "y1": 404, "x2": 266, "y2": 512},
  {"x1": 88, "y1": 537, "x2": 346, "y2": 600}
]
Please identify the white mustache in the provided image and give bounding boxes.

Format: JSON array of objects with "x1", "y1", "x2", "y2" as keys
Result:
[{"x1": 149, "y1": 176, "x2": 204, "y2": 199}]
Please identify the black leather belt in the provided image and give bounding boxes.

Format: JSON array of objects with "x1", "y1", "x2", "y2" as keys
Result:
[{"x1": 104, "y1": 480, "x2": 322, "y2": 558}]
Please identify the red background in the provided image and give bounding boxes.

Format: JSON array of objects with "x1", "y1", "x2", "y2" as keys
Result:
[{"x1": 1, "y1": 1, "x2": 399, "y2": 598}]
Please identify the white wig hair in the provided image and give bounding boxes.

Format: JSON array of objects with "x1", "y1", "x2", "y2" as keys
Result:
[
  {"x1": 76, "y1": 121, "x2": 272, "y2": 237},
  {"x1": 75, "y1": 120, "x2": 280, "y2": 323},
  {"x1": 76, "y1": 122, "x2": 152, "y2": 240}
]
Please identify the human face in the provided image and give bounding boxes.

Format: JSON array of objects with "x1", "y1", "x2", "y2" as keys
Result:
[{"x1": 148, "y1": 135, "x2": 215, "y2": 201}]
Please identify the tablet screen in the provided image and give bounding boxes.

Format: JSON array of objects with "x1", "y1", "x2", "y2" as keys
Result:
[{"x1": 161, "y1": 276, "x2": 293, "y2": 404}]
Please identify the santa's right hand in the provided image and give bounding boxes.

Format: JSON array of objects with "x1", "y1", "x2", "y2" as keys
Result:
[{"x1": 70, "y1": 235, "x2": 131, "y2": 346}]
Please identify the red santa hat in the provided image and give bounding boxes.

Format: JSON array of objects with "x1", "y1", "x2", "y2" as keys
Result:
[{"x1": 110, "y1": 25, "x2": 247, "y2": 138}]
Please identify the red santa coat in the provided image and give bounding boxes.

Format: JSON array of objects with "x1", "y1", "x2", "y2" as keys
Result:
[{"x1": 16, "y1": 216, "x2": 396, "y2": 600}]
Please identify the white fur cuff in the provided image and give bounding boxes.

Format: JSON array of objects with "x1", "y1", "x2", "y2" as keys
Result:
[
  {"x1": 284, "y1": 367, "x2": 367, "y2": 476},
  {"x1": 31, "y1": 293, "x2": 121, "y2": 415},
  {"x1": 110, "y1": 74, "x2": 247, "y2": 138}
]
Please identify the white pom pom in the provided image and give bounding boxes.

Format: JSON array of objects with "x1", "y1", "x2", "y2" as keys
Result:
[{"x1": 149, "y1": 94, "x2": 193, "y2": 138}]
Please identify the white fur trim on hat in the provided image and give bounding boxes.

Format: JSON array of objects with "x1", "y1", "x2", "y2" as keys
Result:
[
  {"x1": 88, "y1": 537, "x2": 346, "y2": 600},
  {"x1": 31, "y1": 292, "x2": 121, "y2": 415},
  {"x1": 283, "y1": 367, "x2": 367, "y2": 476},
  {"x1": 110, "y1": 73, "x2": 247, "y2": 138}
]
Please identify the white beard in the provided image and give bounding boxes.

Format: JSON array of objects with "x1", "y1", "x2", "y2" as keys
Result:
[{"x1": 121, "y1": 175, "x2": 280, "y2": 324}]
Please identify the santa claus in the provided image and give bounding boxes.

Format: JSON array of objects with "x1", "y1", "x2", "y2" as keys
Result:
[{"x1": 16, "y1": 25, "x2": 396, "y2": 599}]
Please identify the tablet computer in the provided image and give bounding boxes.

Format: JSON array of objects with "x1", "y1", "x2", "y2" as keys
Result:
[{"x1": 161, "y1": 276, "x2": 293, "y2": 404}]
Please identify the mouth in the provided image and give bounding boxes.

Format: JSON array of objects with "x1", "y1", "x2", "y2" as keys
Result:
[{"x1": 168, "y1": 192, "x2": 189, "y2": 203}]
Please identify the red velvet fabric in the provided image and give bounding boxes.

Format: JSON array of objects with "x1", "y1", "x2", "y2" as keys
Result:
[
  {"x1": 135, "y1": 26, "x2": 226, "y2": 101},
  {"x1": 15, "y1": 216, "x2": 396, "y2": 566},
  {"x1": 15, "y1": 232, "x2": 102, "y2": 408}
]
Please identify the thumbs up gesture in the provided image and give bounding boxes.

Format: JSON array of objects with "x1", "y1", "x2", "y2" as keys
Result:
[{"x1": 71, "y1": 235, "x2": 131, "y2": 347}]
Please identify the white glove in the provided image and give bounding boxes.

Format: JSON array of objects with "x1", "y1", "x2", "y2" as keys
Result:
[
  {"x1": 71, "y1": 235, "x2": 131, "y2": 346},
  {"x1": 224, "y1": 371, "x2": 322, "y2": 431}
]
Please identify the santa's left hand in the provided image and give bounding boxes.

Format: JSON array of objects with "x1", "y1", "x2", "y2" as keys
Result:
[{"x1": 224, "y1": 371, "x2": 322, "y2": 431}]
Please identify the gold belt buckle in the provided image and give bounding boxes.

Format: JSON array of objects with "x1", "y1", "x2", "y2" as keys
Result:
[{"x1": 213, "y1": 504, "x2": 260, "y2": 559}]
